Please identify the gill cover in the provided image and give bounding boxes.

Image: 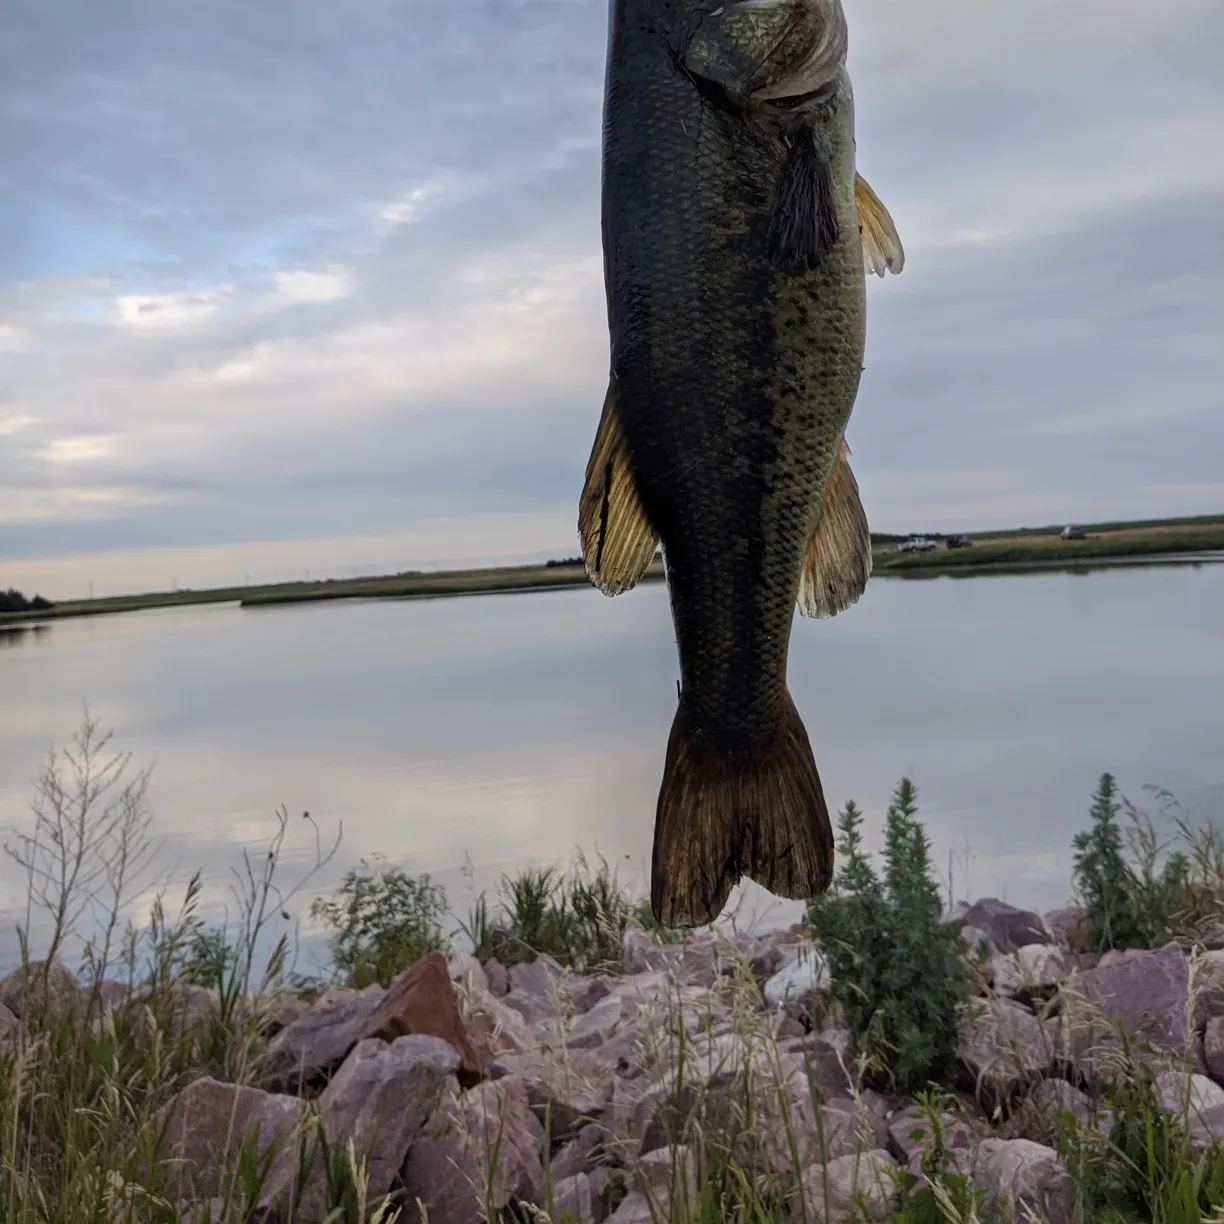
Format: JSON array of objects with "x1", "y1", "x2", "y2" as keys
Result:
[{"x1": 683, "y1": 0, "x2": 848, "y2": 105}]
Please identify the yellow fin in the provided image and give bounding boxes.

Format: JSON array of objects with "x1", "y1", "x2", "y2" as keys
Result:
[
  {"x1": 855, "y1": 172, "x2": 905, "y2": 278},
  {"x1": 578, "y1": 379, "x2": 659, "y2": 595},
  {"x1": 797, "y1": 438, "x2": 872, "y2": 619}
]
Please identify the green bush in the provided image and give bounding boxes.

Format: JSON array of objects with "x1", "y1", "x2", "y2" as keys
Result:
[
  {"x1": 1072, "y1": 773, "x2": 1194, "y2": 953},
  {"x1": 807, "y1": 779, "x2": 969, "y2": 1094},
  {"x1": 310, "y1": 859, "x2": 449, "y2": 988}
]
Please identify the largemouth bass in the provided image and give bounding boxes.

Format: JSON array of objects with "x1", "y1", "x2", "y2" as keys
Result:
[{"x1": 579, "y1": 0, "x2": 904, "y2": 926}]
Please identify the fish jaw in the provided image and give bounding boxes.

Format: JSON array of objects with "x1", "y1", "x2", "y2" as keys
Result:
[{"x1": 683, "y1": 0, "x2": 848, "y2": 107}]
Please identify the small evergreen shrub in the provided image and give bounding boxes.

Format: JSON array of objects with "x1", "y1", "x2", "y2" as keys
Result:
[
  {"x1": 1072, "y1": 773, "x2": 1193, "y2": 952},
  {"x1": 807, "y1": 779, "x2": 969, "y2": 1094}
]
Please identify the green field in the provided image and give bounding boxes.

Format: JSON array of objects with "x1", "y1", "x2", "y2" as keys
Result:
[{"x1": 3, "y1": 514, "x2": 1222, "y2": 626}]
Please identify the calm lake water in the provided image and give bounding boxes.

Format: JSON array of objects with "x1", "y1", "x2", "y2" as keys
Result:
[{"x1": 2, "y1": 562, "x2": 1223, "y2": 974}]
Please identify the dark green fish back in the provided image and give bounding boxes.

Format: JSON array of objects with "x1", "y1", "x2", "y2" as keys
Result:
[{"x1": 603, "y1": 0, "x2": 866, "y2": 748}]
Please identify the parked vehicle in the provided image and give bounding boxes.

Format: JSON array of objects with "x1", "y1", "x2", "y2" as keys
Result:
[
  {"x1": 946, "y1": 535, "x2": 974, "y2": 549},
  {"x1": 1061, "y1": 525, "x2": 1086, "y2": 540},
  {"x1": 898, "y1": 536, "x2": 937, "y2": 553}
]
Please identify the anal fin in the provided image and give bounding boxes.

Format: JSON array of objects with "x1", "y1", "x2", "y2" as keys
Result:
[
  {"x1": 578, "y1": 379, "x2": 659, "y2": 595},
  {"x1": 797, "y1": 438, "x2": 872, "y2": 619},
  {"x1": 855, "y1": 172, "x2": 905, "y2": 277}
]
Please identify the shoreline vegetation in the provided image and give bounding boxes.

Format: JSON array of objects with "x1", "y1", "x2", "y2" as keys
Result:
[
  {"x1": 3, "y1": 718, "x2": 1224, "y2": 1221},
  {"x1": 2, "y1": 513, "x2": 1223, "y2": 628}
]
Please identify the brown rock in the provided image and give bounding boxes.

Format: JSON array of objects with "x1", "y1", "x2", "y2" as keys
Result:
[
  {"x1": 401, "y1": 1075, "x2": 544, "y2": 1224},
  {"x1": 993, "y1": 944, "x2": 1070, "y2": 1004},
  {"x1": 633, "y1": 1144, "x2": 697, "y2": 1206},
  {"x1": 0, "y1": 960, "x2": 82, "y2": 1019},
  {"x1": 631, "y1": 1080, "x2": 723, "y2": 1157},
  {"x1": 776, "y1": 1031, "x2": 855, "y2": 1100},
  {"x1": 365, "y1": 952, "x2": 482, "y2": 1084},
  {"x1": 553, "y1": 1172, "x2": 597, "y2": 1223},
  {"x1": 1008, "y1": 1079, "x2": 1111, "y2": 1144},
  {"x1": 1062, "y1": 942, "x2": 1190, "y2": 1079},
  {"x1": 568, "y1": 975, "x2": 614, "y2": 1014},
  {"x1": 0, "y1": 1001, "x2": 19, "y2": 1044},
  {"x1": 567, "y1": 994, "x2": 626, "y2": 1051},
  {"x1": 254, "y1": 990, "x2": 310, "y2": 1035},
  {"x1": 463, "y1": 986, "x2": 536, "y2": 1066},
  {"x1": 1192, "y1": 950, "x2": 1224, "y2": 1028},
  {"x1": 294, "y1": 1036, "x2": 453, "y2": 1213},
  {"x1": 254, "y1": 984, "x2": 387, "y2": 1093},
  {"x1": 960, "y1": 924, "x2": 994, "y2": 957},
  {"x1": 795, "y1": 1150, "x2": 900, "y2": 1223},
  {"x1": 153, "y1": 1077, "x2": 305, "y2": 1204},
  {"x1": 1204, "y1": 1015, "x2": 1224, "y2": 1083},
  {"x1": 623, "y1": 932, "x2": 677, "y2": 975},
  {"x1": 489, "y1": 1050, "x2": 617, "y2": 1139},
  {"x1": 1043, "y1": 906, "x2": 1087, "y2": 950},
  {"x1": 95, "y1": 978, "x2": 136, "y2": 1013},
  {"x1": 959, "y1": 998, "x2": 1054, "y2": 1107},
  {"x1": 484, "y1": 958, "x2": 509, "y2": 997},
  {"x1": 509, "y1": 955, "x2": 564, "y2": 1000},
  {"x1": 447, "y1": 954, "x2": 489, "y2": 997},
  {"x1": 963, "y1": 899, "x2": 1050, "y2": 951},
  {"x1": 603, "y1": 1191, "x2": 652, "y2": 1224},
  {"x1": 313, "y1": 985, "x2": 361, "y2": 1010},
  {"x1": 549, "y1": 1122, "x2": 608, "y2": 1181},
  {"x1": 750, "y1": 943, "x2": 786, "y2": 982},
  {"x1": 1153, "y1": 1070, "x2": 1224, "y2": 1147},
  {"x1": 972, "y1": 1138, "x2": 1073, "y2": 1224}
]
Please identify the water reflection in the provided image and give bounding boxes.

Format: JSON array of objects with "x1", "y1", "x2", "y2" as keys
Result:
[
  {"x1": 0, "y1": 564, "x2": 1221, "y2": 972},
  {"x1": 0, "y1": 623, "x2": 51, "y2": 648}
]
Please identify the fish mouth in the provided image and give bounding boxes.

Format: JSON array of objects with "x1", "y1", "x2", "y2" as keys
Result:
[
  {"x1": 760, "y1": 77, "x2": 840, "y2": 111},
  {"x1": 684, "y1": 0, "x2": 848, "y2": 109}
]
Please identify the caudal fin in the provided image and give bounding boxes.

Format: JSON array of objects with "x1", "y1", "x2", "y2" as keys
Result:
[{"x1": 650, "y1": 694, "x2": 834, "y2": 928}]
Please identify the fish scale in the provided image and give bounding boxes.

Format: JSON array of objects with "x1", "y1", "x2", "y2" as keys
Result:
[{"x1": 581, "y1": 0, "x2": 903, "y2": 926}]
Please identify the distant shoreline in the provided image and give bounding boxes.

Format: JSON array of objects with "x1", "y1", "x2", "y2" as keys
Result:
[{"x1": 4, "y1": 513, "x2": 1223, "y2": 626}]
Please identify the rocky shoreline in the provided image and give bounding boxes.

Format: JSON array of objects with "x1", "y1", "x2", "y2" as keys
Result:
[{"x1": 5, "y1": 896, "x2": 1224, "y2": 1223}]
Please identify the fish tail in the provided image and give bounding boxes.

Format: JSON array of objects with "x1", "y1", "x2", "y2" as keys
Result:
[{"x1": 650, "y1": 692, "x2": 834, "y2": 928}]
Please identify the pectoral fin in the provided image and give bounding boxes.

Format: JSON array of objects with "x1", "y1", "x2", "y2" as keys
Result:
[
  {"x1": 797, "y1": 438, "x2": 872, "y2": 618},
  {"x1": 768, "y1": 125, "x2": 839, "y2": 275},
  {"x1": 578, "y1": 379, "x2": 659, "y2": 596},
  {"x1": 855, "y1": 172, "x2": 905, "y2": 277}
]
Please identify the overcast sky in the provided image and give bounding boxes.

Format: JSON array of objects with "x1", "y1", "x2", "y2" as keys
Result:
[{"x1": 2, "y1": 0, "x2": 1222, "y2": 599}]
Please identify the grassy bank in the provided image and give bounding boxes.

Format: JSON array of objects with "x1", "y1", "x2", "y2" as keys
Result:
[
  {"x1": 874, "y1": 524, "x2": 1224, "y2": 574},
  {"x1": 3, "y1": 514, "x2": 1222, "y2": 627}
]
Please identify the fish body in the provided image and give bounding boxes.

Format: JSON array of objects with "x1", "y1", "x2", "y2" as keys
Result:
[{"x1": 580, "y1": 0, "x2": 903, "y2": 926}]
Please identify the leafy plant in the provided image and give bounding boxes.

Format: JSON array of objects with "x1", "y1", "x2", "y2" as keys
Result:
[
  {"x1": 807, "y1": 780, "x2": 970, "y2": 1094},
  {"x1": 311, "y1": 858, "x2": 449, "y2": 987},
  {"x1": 891, "y1": 1092, "x2": 994, "y2": 1224},
  {"x1": 1057, "y1": 1053, "x2": 1224, "y2": 1223}
]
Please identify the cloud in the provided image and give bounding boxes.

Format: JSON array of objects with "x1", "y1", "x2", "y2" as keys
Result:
[
  {"x1": 115, "y1": 287, "x2": 232, "y2": 330},
  {"x1": 273, "y1": 268, "x2": 351, "y2": 304},
  {"x1": 44, "y1": 435, "x2": 116, "y2": 463},
  {"x1": 0, "y1": 0, "x2": 1221, "y2": 596}
]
